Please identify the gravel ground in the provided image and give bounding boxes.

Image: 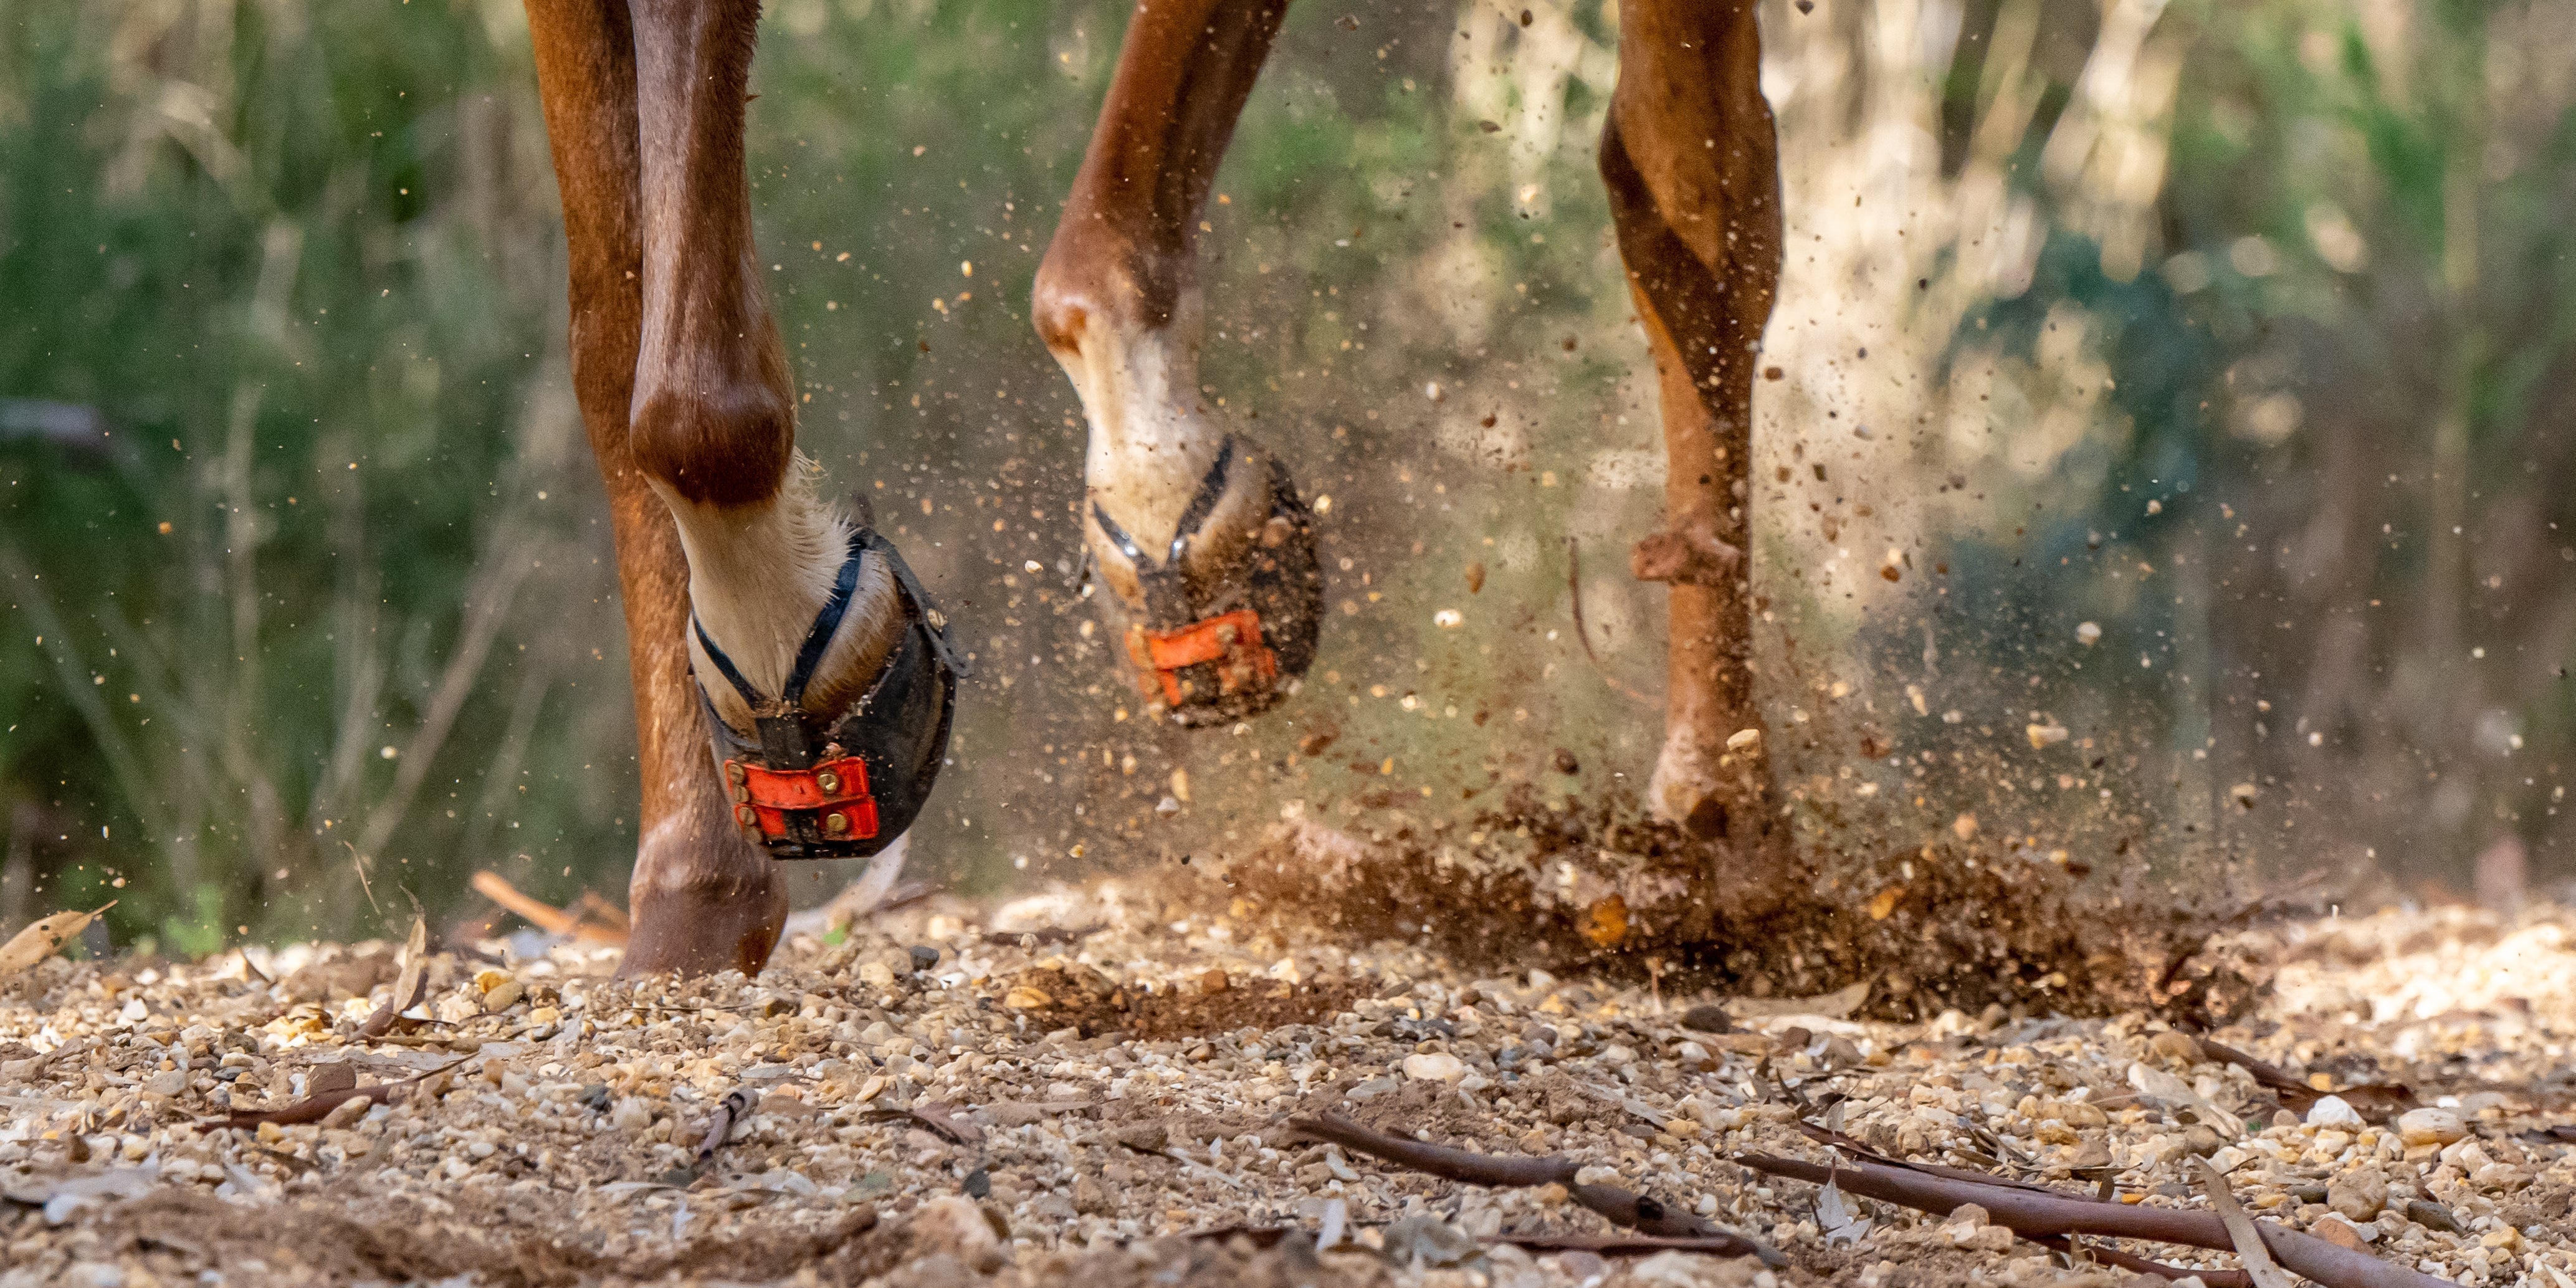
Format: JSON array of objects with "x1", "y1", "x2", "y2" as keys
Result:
[{"x1": 1, "y1": 884, "x2": 2571, "y2": 1288}]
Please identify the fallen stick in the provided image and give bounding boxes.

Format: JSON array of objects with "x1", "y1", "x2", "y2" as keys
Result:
[
  {"x1": 2195, "y1": 1036, "x2": 2415, "y2": 1121},
  {"x1": 208, "y1": 1061, "x2": 464, "y2": 1130},
  {"x1": 1173, "y1": 1227, "x2": 1771, "y2": 1259},
  {"x1": 2197, "y1": 1157, "x2": 2295, "y2": 1288},
  {"x1": 469, "y1": 871, "x2": 626, "y2": 944},
  {"x1": 1289, "y1": 1112, "x2": 1780, "y2": 1266},
  {"x1": 697, "y1": 1087, "x2": 756, "y2": 1163},
  {"x1": 1793, "y1": 1121, "x2": 2087, "y2": 1199},
  {"x1": 1792, "y1": 1127, "x2": 2230, "y2": 1282},
  {"x1": 862, "y1": 1100, "x2": 984, "y2": 1147},
  {"x1": 2025, "y1": 1233, "x2": 2252, "y2": 1287},
  {"x1": 1738, "y1": 1153, "x2": 2447, "y2": 1288}
]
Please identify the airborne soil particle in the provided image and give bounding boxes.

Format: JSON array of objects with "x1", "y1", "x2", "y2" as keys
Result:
[{"x1": 1214, "y1": 798, "x2": 2261, "y2": 1023}]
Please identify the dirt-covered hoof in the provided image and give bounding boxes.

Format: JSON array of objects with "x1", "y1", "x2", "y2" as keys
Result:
[
  {"x1": 1086, "y1": 436, "x2": 1320, "y2": 727},
  {"x1": 692, "y1": 528, "x2": 966, "y2": 859}
]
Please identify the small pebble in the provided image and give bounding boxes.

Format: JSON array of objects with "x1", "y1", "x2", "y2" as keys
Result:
[
  {"x1": 1678, "y1": 1003, "x2": 1734, "y2": 1034},
  {"x1": 1, "y1": 879, "x2": 2568, "y2": 1288},
  {"x1": 2326, "y1": 1172, "x2": 2386, "y2": 1223},
  {"x1": 2397, "y1": 1106, "x2": 2468, "y2": 1147},
  {"x1": 2148, "y1": 1029, "x2": 2203, "y2": 1067},
  {"x1": 1402, "y1": 1052, "x2": 1466, "y2": 1082},
  {"x1": 2405, "y1": 1198, "x2": 2464, "y2": 1233}
]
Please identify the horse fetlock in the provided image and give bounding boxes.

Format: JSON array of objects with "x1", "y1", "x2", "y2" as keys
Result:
[{"x1": 629, "y1": 379, "x2": 795, "y2": 508}]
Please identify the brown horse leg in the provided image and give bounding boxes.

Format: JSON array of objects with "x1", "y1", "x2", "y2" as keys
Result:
[
  {"x1": 626, "y1": 0, "x2": 905, "y2": 742},
  {"x1": 621, "y1": 0, "x2": 915, "y2": 970},
  {"x1": 1033, "y1": 0, "x2": 1322, "y2": 727},
  {"x1": 1600, "y1": 0, "x2": 1785, "y2": 844},
  {"x1": 526, "y1": 0, "x2": 782, "y2": 976}
]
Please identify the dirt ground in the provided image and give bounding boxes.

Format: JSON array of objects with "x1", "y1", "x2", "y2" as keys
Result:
[{"x1": 1, "y1": 859, "x2": 2572, "y2": 1287}]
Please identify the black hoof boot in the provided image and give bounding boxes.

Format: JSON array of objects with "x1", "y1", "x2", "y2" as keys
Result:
[
  {"x1": 1088, "y1": 436, "x2": 1321, "y2": 728},
  {"x1": 693, "y1": 528, "x2": 966, "y2": 859}
]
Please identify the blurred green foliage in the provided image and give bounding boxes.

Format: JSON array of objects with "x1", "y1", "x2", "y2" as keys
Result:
[{"x1": 1935, "y1": 0, "x2": 2576, "y2": 884}]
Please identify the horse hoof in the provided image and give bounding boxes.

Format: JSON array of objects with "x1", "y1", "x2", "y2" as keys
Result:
[
  {"x1": 693, "y1": 527, "x2": 967, "y2": 859},
  {"x1": 1085, "y1": 436, "x2": 1321, "y2": 727}
]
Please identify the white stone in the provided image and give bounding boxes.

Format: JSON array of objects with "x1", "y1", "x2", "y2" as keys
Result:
[
  {"x1": 2306, "y1": 1095, "x2": 2365, "y2": 1128},
  {"x1": 2398, "y1": 1107, "x2": 2467, "y2": 1147},
  {"x1": 1628, "y1": 1251, "x2": 1753, "y2": 1288},
  {"x1": 1402, "y1": 1052, "x2": 1466, "y2": 1082},
  {"x1": 909, "y1": 1195, "x2": 1005, "y2": 1272},
  {"x1": 611, "y1": 1097, "x2": 652, "y2": 1132},
  {"x1": 64, "y1": 1264, "x2": 124, "y2": 1288}
]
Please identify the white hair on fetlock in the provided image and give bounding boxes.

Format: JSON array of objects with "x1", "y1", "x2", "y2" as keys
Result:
[{"x1": 659, "y1": 451, "x2": 905, "y2": 736}]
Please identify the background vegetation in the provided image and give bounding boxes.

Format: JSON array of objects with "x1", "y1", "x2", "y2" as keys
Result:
[{"x1": 1, "y1": 0, "x2": 2570, "y2": 952}]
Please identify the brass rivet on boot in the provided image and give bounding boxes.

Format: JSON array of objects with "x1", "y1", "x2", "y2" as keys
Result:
[
  {"x1": 735, "y1": 804, "x2": 758, "y2": 827},
  {"x1": 728, "y1": 781, "x2": 750, "y2": 804},
  {"x1": 725, "y1": 761, "x2": 748, "y2": 785},
  {"x1": 816, "y1": 770, "x2": 842, "y2": 796},
  {"x1": 822, "y1": 811, "x2": 849, "y2": 837}
]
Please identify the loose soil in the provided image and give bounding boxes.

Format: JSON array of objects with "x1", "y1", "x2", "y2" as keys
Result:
[
  {"x1": 996, "y1": 963, "x2": 1368, "y2": 1042},
  {"x1": 1212, "y1": 801, "x2": 2264, "y2": 1024},
  {"x1": 1, "y1": 882, "x2": 2569, "y2": 1287}
]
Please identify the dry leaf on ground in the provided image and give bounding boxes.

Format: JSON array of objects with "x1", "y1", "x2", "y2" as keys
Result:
[{"x1": 0, "y1": 902, "x2": 115, "y2": 974}]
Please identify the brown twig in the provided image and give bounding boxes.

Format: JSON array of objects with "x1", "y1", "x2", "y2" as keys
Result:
[
  {"x1": 1500, "y1": 1233, "x2": 1787, "y2": 1256},
  {"x1": 863, "y1": 1100, "x2": 985, "y2": 1147},
  {"x1": 1792, "y1": 1122, "x2": 2091, "y2": 1199},
  {"x1": 2197, "y1": 1157, "x2": 2296, "y2": 1288},
  {"x1": 1173, "y1": 1228, "x2": 1773, "y2": 1259},
  {"x1": 208, "y1": 1061, "x2": 463, "y2": 1130},
  {"x1": 697, "y1": 1087, "x2": 756, "y2": 1163},
  {"x1": 2026, "y1": 1233, "x2": 2253, "y2": 1287},
  {"x1": 1737, "y1": 1153, "x2": 2447, "y2": 1288},
  {"x1": 1563, "y1": 538, "x2": 1657, "y2": 707},
  {"x1": 1294, "y1": 1112, "x2": 1573, "y2": 1188},
  {"x1": 470, "y1": 870, "x2": 627, "y2": 945},
  {"x1": 2193, "y1": 1036, "x2": 2416, "y2": 1122},
  {"x1": 1289, "y1": 1112, "x2": 1780, "y2": 1265}
]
